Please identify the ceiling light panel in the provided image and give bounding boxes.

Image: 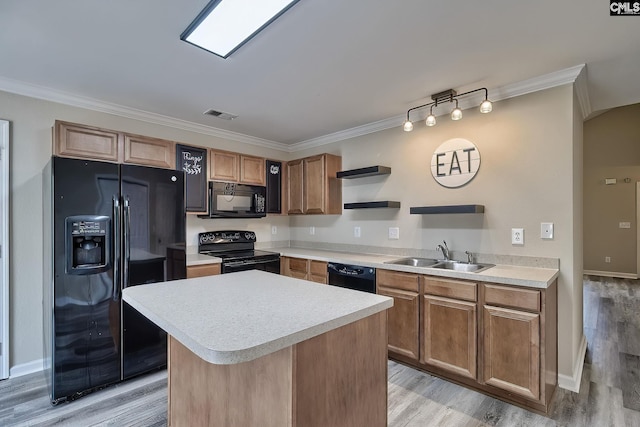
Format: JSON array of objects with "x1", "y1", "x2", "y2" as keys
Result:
[{"x1": 181, "y1": 0, "x2": 301, "y2": 59}]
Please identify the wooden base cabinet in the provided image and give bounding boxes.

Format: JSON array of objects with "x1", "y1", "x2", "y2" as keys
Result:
[
  {"x1": 381, "y1": 268, "x2": 558, "y2": 414},
  {"x1": 281, "y1": 256, "x2": 327, "y2": 284},
  {"x1": 422, "y1": 277, "x2": 477, "y2": 379},
  {"x1": 376, "y1": 270, "x2": 420, "y2": 362}
]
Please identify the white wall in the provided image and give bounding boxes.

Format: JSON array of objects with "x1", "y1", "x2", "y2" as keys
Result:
[{"x1": 289, "y1": 85, "x2": 583, "y2": 379}]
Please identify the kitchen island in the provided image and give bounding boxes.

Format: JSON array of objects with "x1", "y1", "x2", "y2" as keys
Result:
[{"x1": 122, "y1": 270, "x2": 393, "y2": 427}]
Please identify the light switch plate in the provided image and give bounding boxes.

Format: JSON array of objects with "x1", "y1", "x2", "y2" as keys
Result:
[
  {"x1": 511, "y1": 228, "x2": 524, "y2": 245},
  {"x1": 354, "y1": 226, "x2": 361, "y2": 238},
  {"x1": 620, "y1": 222, "x2": 631, "y2": 229},
  {"x1": 541, "y1": 222, "x2": 554, "y2": 239}
]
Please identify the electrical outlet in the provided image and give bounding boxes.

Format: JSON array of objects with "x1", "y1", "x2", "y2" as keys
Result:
[
  {"x1": 309, "y1": 226, "x2": 315, "y2": 235},
  {"x1": 388, "y1": 227, "x2": 400, "y2": 240},
  {"x1": 511, "y1": 228, "x2": 524, "y2": 245},
  {"x1": 541, "y1": 222, "x2": 554, "y2": 239},
  {"x1": 605, "y1": 256, "x2": 611, "y2": 263},
  {"x1": 354, "y1": 226, "x2": 361, "y2": 238},
  {"x1": 271, "y1": 226, "x2": 277, "y2": 235}
]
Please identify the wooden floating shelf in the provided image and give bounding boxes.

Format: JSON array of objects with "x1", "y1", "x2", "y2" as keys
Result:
[
  {"x1": 409, "y1": 204, "x2": 485, "y2": 214},
  {"x1": 344, "y1": 201, "x2": 401, "y2": 209},
  {"x1": 337, "y1": 166, "x2": 391, "y2": 179}
]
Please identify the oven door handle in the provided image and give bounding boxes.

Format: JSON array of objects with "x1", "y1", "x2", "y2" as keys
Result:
[{"x1": 225, "y1": 258, "x2": 275, "y2": 267}]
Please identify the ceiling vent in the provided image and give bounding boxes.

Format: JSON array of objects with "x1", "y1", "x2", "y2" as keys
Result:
[{"x1": 203, "y1": 109, "x2": 238, "y2": 120}]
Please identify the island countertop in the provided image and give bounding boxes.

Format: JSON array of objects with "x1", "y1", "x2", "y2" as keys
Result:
[{"x1": 122, "y1": 270, "x2": 393, "y2": 365}]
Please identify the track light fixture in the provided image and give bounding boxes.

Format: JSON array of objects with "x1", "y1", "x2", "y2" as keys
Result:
[{"x1": 402, "y1": 87, "x2": 492, "y2": 131}]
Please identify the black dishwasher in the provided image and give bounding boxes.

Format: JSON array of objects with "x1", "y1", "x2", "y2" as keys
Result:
[{"x1": 327, "y1": 263, "x2": 376, "y2": 293}]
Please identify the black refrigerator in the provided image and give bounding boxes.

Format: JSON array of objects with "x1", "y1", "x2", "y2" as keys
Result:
[{"x1": 42, "y1": 156, "x2": 186, "y2": 404}]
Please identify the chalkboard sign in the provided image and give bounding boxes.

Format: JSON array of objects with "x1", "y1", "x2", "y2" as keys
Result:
[{"x1": 176, "y1": 144, "x2": 208, "y2": 213}]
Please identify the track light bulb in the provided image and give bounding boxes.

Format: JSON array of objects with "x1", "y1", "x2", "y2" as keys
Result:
[
  {"x1": 403, "y1": 120, "x2": 414, "y2": 132},
  {"x1": 480, "y1": 99, "x2": 493, "y2": 113},
  {"x1": 425, "y1": 114, "x2": 436, "y2": 127},
  {"x1": 451, "y1": 106, "x2": 462, "y2": 121}
]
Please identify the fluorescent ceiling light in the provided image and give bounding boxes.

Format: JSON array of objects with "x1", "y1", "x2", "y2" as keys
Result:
[{"x1": 181, "y1": 0, "x2": 301, "y2": 59}]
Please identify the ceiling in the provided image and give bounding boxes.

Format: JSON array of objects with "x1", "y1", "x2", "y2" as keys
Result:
[{"x1": 1, "y1": 0, "x2": 639, "y2": 147}]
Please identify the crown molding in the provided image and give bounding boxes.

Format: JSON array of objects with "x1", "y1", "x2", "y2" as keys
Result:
[
  {"x1": 0, "y1": 76, "x2": 288, "y2": 152},
  {"x1": 0, "y1": 64, "x2": 589, "y2": 153},
  {"x1": 289, "y1": 64, "x2": 588, "y2": 151}
]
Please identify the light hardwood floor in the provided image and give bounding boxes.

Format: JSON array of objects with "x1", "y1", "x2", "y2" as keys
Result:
[{"x1": 2, "y1": 276, "x2": 640, "y2": 426}]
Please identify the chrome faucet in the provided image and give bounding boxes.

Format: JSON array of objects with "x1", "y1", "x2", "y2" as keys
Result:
[{"x1": 436, "y1": 240, "x2": 450, "y2": 260}]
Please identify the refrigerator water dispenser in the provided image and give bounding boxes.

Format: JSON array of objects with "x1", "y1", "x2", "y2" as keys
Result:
[{"x1": 65, "y1": 215, "x2": 111, "y2": 274}]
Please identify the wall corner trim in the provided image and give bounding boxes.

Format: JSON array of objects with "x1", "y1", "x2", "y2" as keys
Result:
[
  {"x1": 574, "y1": 64, "x2": 592, "y2": 120},
  {"x1": 558, "y1": 334, "x2": 587, "y2": 392}
]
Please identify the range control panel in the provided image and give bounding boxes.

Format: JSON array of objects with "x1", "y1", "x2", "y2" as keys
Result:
[{"x1": 198, "y1": 230, "x2": 256, "y2": 245}]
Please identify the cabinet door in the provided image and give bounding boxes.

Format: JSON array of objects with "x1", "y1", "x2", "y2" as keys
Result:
[
  {"x1": 287, "y1": 160, "x2": 304, "y2": 214},
  {"x1": 303, "y1": 155, "x2": 326, "y2": 214},
  {"x1": 483, "y1": 305, "x2": 540, "y2": 400},
  {"x1": 282, "y1": 257, "x2": 308, "y2": 280},
  {"x1": 378, "y1": 286, "x2": 420, "y2": 361},
  {"x1": 308, "y1": 260, "x2": 327, "y2": 284},
  {"x1": 123, "y1": 134, "x2": 175, "y2": 169},
  {"x1": 240, "y1": 155, "x2": 265, "y2": 186},
  {"x1": 209, "y1": 150, "x2": 239, "y2": 182},
  {"x1": 54, "y1": 121, "x2": 121, "y2": 162},
  {"x1": 423, "y1": 295, "x2": 477, "y2": 380},
  {"x1": 186, "y1": 264, "x2": 221, "y2": 278}
]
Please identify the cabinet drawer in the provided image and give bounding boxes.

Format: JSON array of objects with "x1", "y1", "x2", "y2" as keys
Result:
[
  {"x1": 423, "y1": 277, "x2": 477, "y2": 302},
  {"x1": 484, "y1": 284, "x2": 540, "y2": 312},
  {"x1": 377, "y1": 269, "x2": 420, "y2": 292},
  {"x1": 186, "y1": 264, "x2": 221, "y2": 278},
  {"x1": 288, "y1": 257, "x2": 308, "y2": 273}
]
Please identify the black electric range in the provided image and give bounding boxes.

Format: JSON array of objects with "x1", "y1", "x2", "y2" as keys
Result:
[{"x1": 198, "y1": 230, "x2": 281, "y2": 274}]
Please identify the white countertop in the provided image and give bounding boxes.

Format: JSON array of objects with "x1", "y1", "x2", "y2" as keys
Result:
[
  {"x1": 122, "y1": 270, "x2": 393, "y2": 365},
  {"x1": 186, "y1": 252, "x2": 222, "y2": 266},
  {"x1": 277, "y1": 248, "x2": 559, "y2": 289}
]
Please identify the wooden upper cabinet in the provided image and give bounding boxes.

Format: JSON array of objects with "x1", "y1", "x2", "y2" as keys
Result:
[
  {"x1": 287, "y1": 154, "x2": 341, "y2": 215},
  {"x1": 209, "y1": 149, "x2": 239, "y2": 182},
  {"x1": 240, "y1": 155, "x2": 266, "y2": 186},
  {"x1": 209, "y1": 150, "x2": 266, "y2": 185},
  {"x1": 53, "y1": 121, "x2": 175, "y2": 169},
  {"x1": 54, "y1": 121, "x2": 121, "y2": 162},
  {"x1": 123, "y1": 133, "x2": 175, "y2": 169},
  {"x1": 287, "y1": 159, "x2": 304, "y2": 214}
]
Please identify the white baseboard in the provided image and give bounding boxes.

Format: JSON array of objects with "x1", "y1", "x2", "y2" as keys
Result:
[
  {"x1": 584, "y1": 270, "x2": 637, "y2": 280},
  {"x1": 558, "y1": 334, "x2": 587, "y2": 392},
  {"x1": 10, "y1": 358, "x2": 44, "y2": 378}
]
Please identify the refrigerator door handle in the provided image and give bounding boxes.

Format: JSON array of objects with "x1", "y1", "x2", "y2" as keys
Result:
[
  {"x1": 112, "y1": 196, "x2": 121, "y2": 301},
  {"x1": 123, "y1": 196, "x2": 131, "y2": 288}
]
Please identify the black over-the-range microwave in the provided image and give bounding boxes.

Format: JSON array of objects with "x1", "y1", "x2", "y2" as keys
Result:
[{"x1": 201, "y1": 181, "x2": 267, "y2": 218}]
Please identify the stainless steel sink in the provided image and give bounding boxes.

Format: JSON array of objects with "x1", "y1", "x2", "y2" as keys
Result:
[
  {"x1": 384, "y1": 257, "x2": 440, "y2": 267},
  {"x1": 431, "y1": 260, "x2": 494, "y2": 273}
]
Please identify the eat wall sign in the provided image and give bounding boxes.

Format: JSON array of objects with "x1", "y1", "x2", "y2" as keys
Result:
[{"x1": 430, "y1": 138, "x2": 481, "y2": 188}]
